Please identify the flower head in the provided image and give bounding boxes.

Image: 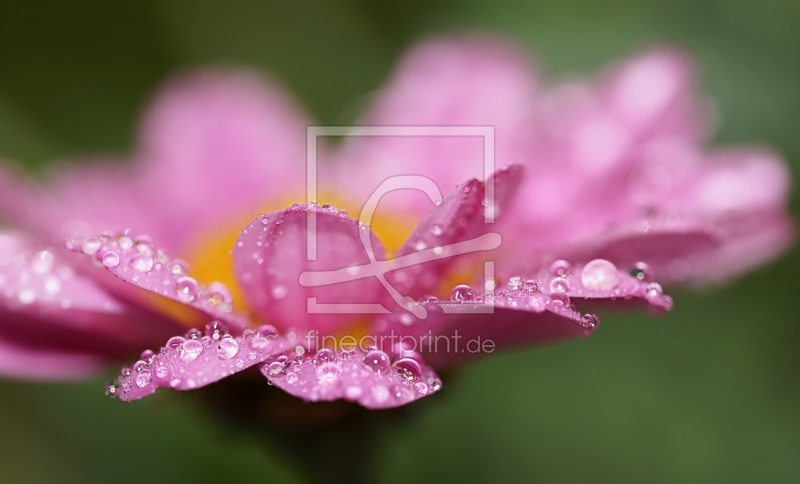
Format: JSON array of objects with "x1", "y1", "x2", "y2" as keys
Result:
[{"x1": 0, "y1": 36, "x2": 791, "y2": 409}]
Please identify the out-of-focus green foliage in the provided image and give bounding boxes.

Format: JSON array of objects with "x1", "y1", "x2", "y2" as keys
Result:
[{"x1": 0, "y1": 0, "x2": 797, "y2": 482}]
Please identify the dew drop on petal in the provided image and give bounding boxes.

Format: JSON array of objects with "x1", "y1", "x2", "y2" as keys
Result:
[
  {"x1": 549, "y1": 277, "x2": 571, "y2": 294},
  {"x1": 315, "y1": 348, "x2": 335, "y2": 365},
  {"x1": 102, "y1": 251, "x2": 120, "y2": 268},
  {"x1": 631, "y1": 261, "x2": 653, "y2": 282},
  {"x1": 176, "y1": 277, "x2": 199, "y2": 302},
  {"x1": 394, "y1": 357, "x2": 422, "y2": 381},
  {"x1": 549, "y1": 260, "x2": 571, "y2": 277},
  {"x1": 362, "y1": 350, "x2": 391, "y2": 375},
  {"x1": 266, "y1": 361, "x2": 285, "y2": 379},
  {"x1": 216, "y1": 337, "x2": 239, "y2": 359},
  {"x1": 130, "y1": 253, "x2": 154, "y2": 273},
  {"x1": 581, "y1": 259, "x2": 620, "y2": 291},
  {"x1": 180, "y1": 339, "x2": 204, "y2": 363},
  {"x1": 550, "y1": 292, "x2": 570, "y2": 307},
  {"x1": 81, "y1": 238, "x2": 101, "y2": 255},
  {"x1": 450, "y1": 284, "x2": 475, "y2": 302}
]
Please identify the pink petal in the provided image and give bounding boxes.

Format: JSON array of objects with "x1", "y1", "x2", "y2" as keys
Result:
[
  {"x1": 334, "y1": 36, "x2": 539, "y2": 217},
  {"x1": 0, "y1": 335, "x2": 106, "y2": 381},
  {"x1": 381, "y1": 263, "x2": 672, "y2": 368},
  {"x1": 262, "y1": 346, "x2": 441, "y2": 409},
  {"x1": 137, "y1": 70, "x2": 312, "y2": 248},
  {"x1": 233, "y1": 204, "x2": 390, "y2": 335},
  {"x1": 68, "y1": 230, "x2": 250, "y2": 331},
  {"x1": 0, "y1": 231, "x2": 177, "y2": 357},
  {"x1": 110, "y1": 326, "x2": 293, "y2": 402},
  {"x1": 390, "y1": 165, "x2": 524, "y2": 297}
]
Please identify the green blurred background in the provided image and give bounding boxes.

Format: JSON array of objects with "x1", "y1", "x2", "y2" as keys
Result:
[{"x1": 0, "y1": 0, "x2": 798, "y2": 482}]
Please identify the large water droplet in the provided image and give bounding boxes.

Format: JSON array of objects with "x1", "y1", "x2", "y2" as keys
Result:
[
  {"x1": 363, "y1": 350, "x2": 391, "y2": 375},
  {"x1": 394, "y1": 357, "x2": 422, "y2": 381},
  {"x1": 180, "y1": 339, "x2": 204, "y2": 363},
  {"x1": 266, "y1": 361, "x2": 285, "y2": 379},
  {"x1": 81, "y1": 238, "x2": 101, "y2": 255},
  {"x1": 450, "y1": 284, "x2": 475, "y2": 302},
  {"x1": 130, "y1": 253, "x2": 154, "y2": 273},
  {"x1": 581, "y1": 259, "x2": 620, "y2": 291},
  {"x1": 315, "y1": 348, "x2": 335, "y2": 365},
  {"x1": 102, "y1": 251, "x2": 120, "y2": 268},
  {"x1": 216, "y1": 337, "x2": 239, "y2": 359}
]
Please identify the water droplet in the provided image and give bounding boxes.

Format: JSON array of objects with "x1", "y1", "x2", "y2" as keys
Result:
[
  {"x1": 81, "y1": 238, "x2": 101, "y2": 255},
  {"x1": 135, "y1": 372, "x2": 151, "y2": 388},
  {"x1": 205, "y1": 321, "x2": 228, "y2": 339},
  {"x1": 102, "y1": 251, "x2": 120, "y2": 268},
  {"x1": 522, "y1": 280, "x2": 538, "y2": 293},
  {"x1": 394, "y1": 358, "x2": 422, "y2": 381},
  {"x1": 180, "y1": 339, "x2": 204, "y2": 363},
  {"x1": 216, "y1": 338, "x2": 239, "y2": 359},
  {"x1": 176, "y1": 277, "x2": 199, "y2": 302},
  {"x1": 104, "y1": 382, "x2": 119, "y2": 397},
  {"x1": 508, "y1": 276, "x2": 523, "y2": 291},
  {"x1": 315, "y1": 348, "x2": 335, "y2": 365},
  {"x1": 415, "y1": 381, "x2": 429, "y2": 395},
  {"x1": 450, "y1": 284, "x2": 475, "y2": 302},
  {"x1": 130, "y1": 253, "x2": 153, "y2": 273},
  {"x1": 630, "y1": 262, "x2": 653, "y2": 282},
  {"x1": 432, "y1": 225, "x2": 442, "y2": 236},
  {"x1": 167, "y1": 336, "x2": 186, "y2": 349},
  {"x1": 645, "y1": 282, "x2": 663, "y2": 299},
  {"x1": 549, "y1": 277, "x2": 571, "y2": 294},
  {"x1": 266, "y1": 361, "x2": 285, "y2": 379},
  {"x1": 582, "y1": 314, "x2": 599, "y2": 328},
  {"x1": 250, "y1": 335, "x2": 271, "y2": 351},
  {"x1": 257, "y1": 324, "x2": 278, "y2": 338},
  {"x1": 286, "y1": 372, "x2": 299, "y2": 384},
  {"x1": 549, "y1": 260, "x2": 571, "y2": 277},
  {"x1": 362, "y1": 350, "x2": 391, "y2": 375},
  {"x1": 550, "y1": 292, "x2": 570, "y2": 307},
  {"x1": 581, "y1": 259, "x2": 620, "y2": 291},
  {"x1": 171, "y1": 260, "x2": 188, "y2": 276},
  {"x1": 118, "y1": 236, "x2": 134, "y2": 251}
]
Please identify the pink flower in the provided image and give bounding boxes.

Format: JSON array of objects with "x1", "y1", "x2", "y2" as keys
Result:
[{"x1": 0, "y1": 36, "x2": 791, "y2": 409}]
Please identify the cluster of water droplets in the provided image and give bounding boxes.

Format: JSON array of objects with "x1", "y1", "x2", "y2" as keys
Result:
[
  {"x1": 106, "y1": 322, "x2": 289, "y2": 401},
  {"x1": 67, "y1": 231, "x2": 247, "y2": 326},
  {"x1": 261, "y1": 343, "x2": 440, "y2": 409}
]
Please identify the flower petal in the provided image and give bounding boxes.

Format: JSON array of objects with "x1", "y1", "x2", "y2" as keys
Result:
[
  {"x1": 233, "y1": 204, "x2": 390, "y2": 335},
  {"x1": 261, "y1": 347, "x2": 441, "y2": 409},
  {"x1": 0, "y1": 231, "x2": 177, "y2": 358},
  {"x1": 137, "y1": 70, "x2": 312, "y2": 248},
  {"x1": 110, "y1": 327, "x2": 293, "y2": 402},
  {"x1": 335, "y1": 36, "x2": 539, "y2": 217},
  {"x1": 390, "y1": 165, "x2": 524, "y2": 297},
  {"x1": 68, "y1": 230, "x2": 249, "y2": 331},
  {"x1": 0, "y1": 335, "x2": 106, "y2": 381}
]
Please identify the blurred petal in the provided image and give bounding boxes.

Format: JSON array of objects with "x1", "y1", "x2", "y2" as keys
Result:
[
  {"x1": 335, "y1": 36, "x2": 539, "y2": 216},
  {"x1": 0, "y1": 336, "x2": 106, "y2": 381},
  {"x1": 137, "y1": 70, "x2": 312, "y2": 248},
  {"x1": 262, "y1": 347, "x2": 441, "y2": 409},
  {"x1": 234, "y1": 205, "x2": 389, "y2": 335},
  {"x1": 0, "y1": 231, "x2": 176, "y2": 358}
]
